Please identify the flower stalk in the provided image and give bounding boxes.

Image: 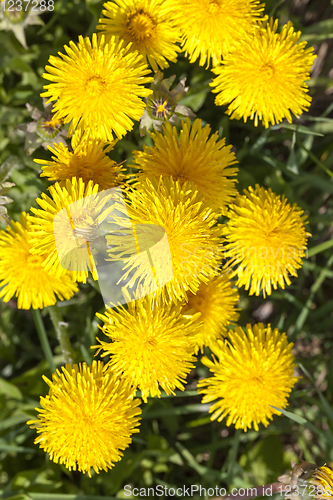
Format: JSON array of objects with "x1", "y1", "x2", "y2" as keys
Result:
[
  {"x1": 31, "y1": 308, "x2": 56, "y2": 374},
  {"x1": 48, "y1": 304, "x2": 74, "y2": 365}
]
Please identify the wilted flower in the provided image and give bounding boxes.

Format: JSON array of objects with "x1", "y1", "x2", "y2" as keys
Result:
[
  {"x1": 140, "y1": 71, "x2": 195, "y2": 135},
  {"x1": 0, "y1": 181, "x2": 15, "y2": 226},
  {"x1": 0, "y1": 156, "x2": 16, "y2": 226},
  {"x1": 18, "y1": 99, "x2": 67, "y2": 156},
  {"x1": 0, "y1": 3, "x2": 44, "y2": 49}
]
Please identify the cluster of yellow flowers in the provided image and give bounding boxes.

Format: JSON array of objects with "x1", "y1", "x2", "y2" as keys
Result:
[{"x1": 0, "y1": 0, "x2": 316, "y2": 477}]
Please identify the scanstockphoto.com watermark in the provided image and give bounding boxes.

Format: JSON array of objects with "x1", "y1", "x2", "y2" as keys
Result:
[
  {"x1": 1, "y1": 0, "x2": 54, "y2": 11},
  {"x1": 124, "y1": 484, "x2": 288, "y2": 498}
]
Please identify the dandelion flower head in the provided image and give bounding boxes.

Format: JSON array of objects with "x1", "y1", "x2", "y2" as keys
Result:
[
  {"x1": 211, "y1": 18, "x2": 316, "y2": 127},
  {"x1": 35, "y1": 131, "x2": 124, "y2": 191},
  {"x1": 223, "y1": 184, "x2": 310, "y2": 296},
  {"x1": 310, "y1": 466, "x2": 333, "y2": 500},
  {"x1": 27, "y1": 361, "x2": 141, "y2": 476},
  {"x1": 198, "y1": 323, "x2": 298, "y2": 431},
  {"x1": 106, "y1": 176, "x2": 224, "y2": 304},
  {"x1": 0, "y1": 212, "x2": 77, "y2": 309},
  {"x1": 95, "y1": 294, "x2": 199, "y2": 402},
  {"x1": 132, "y1": 119, "x2": 238, "y2": 214},
  {"x1": 181, "y1": 274, "x2": 239, "y2": 352},
  {"x1": 98, "y1": 0, "x2": 181, "y2": 72},
  {"x1": 42, "y1": 33, "x2": 153, "y2": 141},
  {"x1": 28, "y1": 177, "x2": 119, "y2": 283},
  {"x1": 172, "y1": 0, "x2": 264, "y2": 67}
]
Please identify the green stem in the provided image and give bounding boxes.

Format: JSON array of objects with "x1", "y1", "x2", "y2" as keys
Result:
[
  {"x1": 48, "y1": 305, "x2": 74, "y2": 365},
  {"x1": 31, "y1": 309, "x2": 56, "y2": 374}
]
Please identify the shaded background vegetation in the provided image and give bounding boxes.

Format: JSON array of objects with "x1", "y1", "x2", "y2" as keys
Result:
[{"x1": 0, "y1": 0, "x2": 333, "y2": 498}]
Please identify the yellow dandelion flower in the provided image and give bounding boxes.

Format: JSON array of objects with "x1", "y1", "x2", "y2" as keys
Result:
[
  {"x1": 97, "y1": 0, "x2": 181, "y2": 72},
  {"x1": 35, "y1": 131, "x2": 124, "y2": 191},
  {"x1": 0, "y1": 213, "x2": 77, "y2": 310},
  {"x1": 181, "y1": 274, "x2": 239, "y2": 352},
  {"x1": 172, "y1": 0, "x2": 264, "y2": 67},
  {"x1": 223, "y1": 184, "x2": 310, "y2": 297},
  {"x1": 106, "y1": 176, "x2": 224, "y2": 304},
  {"x1": 132, "y1": 119, "x2": 238, "y2": 214},
  {"x1": 211, "y1": 18, "x2": 316, "y2": 127},
  {"x1": 27, "y1": 361, "x2": 141, "y2": 476},
  {"x1": 41, "y1": 33, "x2": 153, "y2": 141},
  {"x1": 28, "y1": 177, "x2": 119, "y2": 283},
  {"x1": 95, "y1": 295, "x2": 199, "y2": 402},
  {"x1": 311, "y1": 467, "x2": 333, "y2": 500},
  {"x1": 198, "y1": 323, "x2": 298, "y2": 432}
]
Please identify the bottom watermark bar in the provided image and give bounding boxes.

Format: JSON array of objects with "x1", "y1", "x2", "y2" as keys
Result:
[{"x1": 123, "y1": 484, "x2": 285, "y2": 498}]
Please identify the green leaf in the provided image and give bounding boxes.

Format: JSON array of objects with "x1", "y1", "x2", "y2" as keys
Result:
[
  {"x1": 270, "y1": 406, "x2": 307, "y2": 424},
  {"x1": 272, "y1": 123, "x2": 324, "y2": 136},
  {"x1": 0, "y1": 414, "x2": 30, "y2": 433},
  {"x1": 0, "y1": 205, "x2": 10, "y2": 225},
  {"x1": 0, "y1": 196, "x2": 13, "y2": 205},
  {"x1": 142, "y1": 403, "x2": 209, "y2": 419},
  {"x1": 308, "y1": 239, "x2": 333, "y2": 258},
  {"x1": 239, "y1": 435, "x2": 284, "y2": 484},
  {"x1": 1, "y1": 495, "x2": 32, "y2": 500},
  {"x1": 179, "y1": 91, "x2": 209, "y2": 112},
  {"x1": 0, "y1": 378, "x2": 23, "y2": 400},
  {"x1": 298, "y1": 363, "x2": 333, "y2": 427},
  {"x1": 302, "y1": 19, "x2": 333, "y2": 35},
  {"x1": 175, "y1": 442, "x2": 209, "y2": 476},
  {"x1": 0, "y1": 157, "x2": 20, "y2": 183},
  {"x1": 0, "y1": 182, "x2": 15, "y2": 196},
  {"x1": 0, "y1": 443, "x2": 35, "y2": 453}
]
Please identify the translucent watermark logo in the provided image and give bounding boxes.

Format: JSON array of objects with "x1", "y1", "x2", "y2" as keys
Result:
[
  {"x1": 52, "y1": 188, "x2": 308, "y2": 307},
  {"x1": 53, "y1": 187, "x2": 173, "y2": 307}
]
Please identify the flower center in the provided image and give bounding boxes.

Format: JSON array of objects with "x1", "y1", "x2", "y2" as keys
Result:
[
  {"x1": 146, "y1": 337, "x2": 157, "y2": 349},
  {"x1": 126, "y1": 10, "x2": 156, "y2": 42},
  {"x1": 4, "y1": 6, "x2": 26, "y2": 24},
  {"x1": 86, "y1": 76, "x2": 107, "y2": 98},
  {"x1": 27, "y1": 254, "x2": 43, "y2": 268},
  {"x1": 71, "y1": 158, "x2": 94, "y2": 180},
  {"x1": 37, "y1": 116, "x2": 62, "y2": 140},
  {"x1": 77, "y1": 166, "x2": 94, "y2": 179},
  {"x1": 208, "y1": 0, "x2": 220, "y2": 14},
  {"x1": 156, "y1": 100, "x2": 169, "y2": 118},
  {"x1": 260, "y1": 62, "x2": 275, "y2": 80},
  {"x1": 147, "y1": 91, "x2": 175, "y2": 121},
  {"x1": 42, "y1": 118, "x2": 62, "y2": 130},
  {"x1": 189, "y1": 294, "x2": 206, "y2": 313}
]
